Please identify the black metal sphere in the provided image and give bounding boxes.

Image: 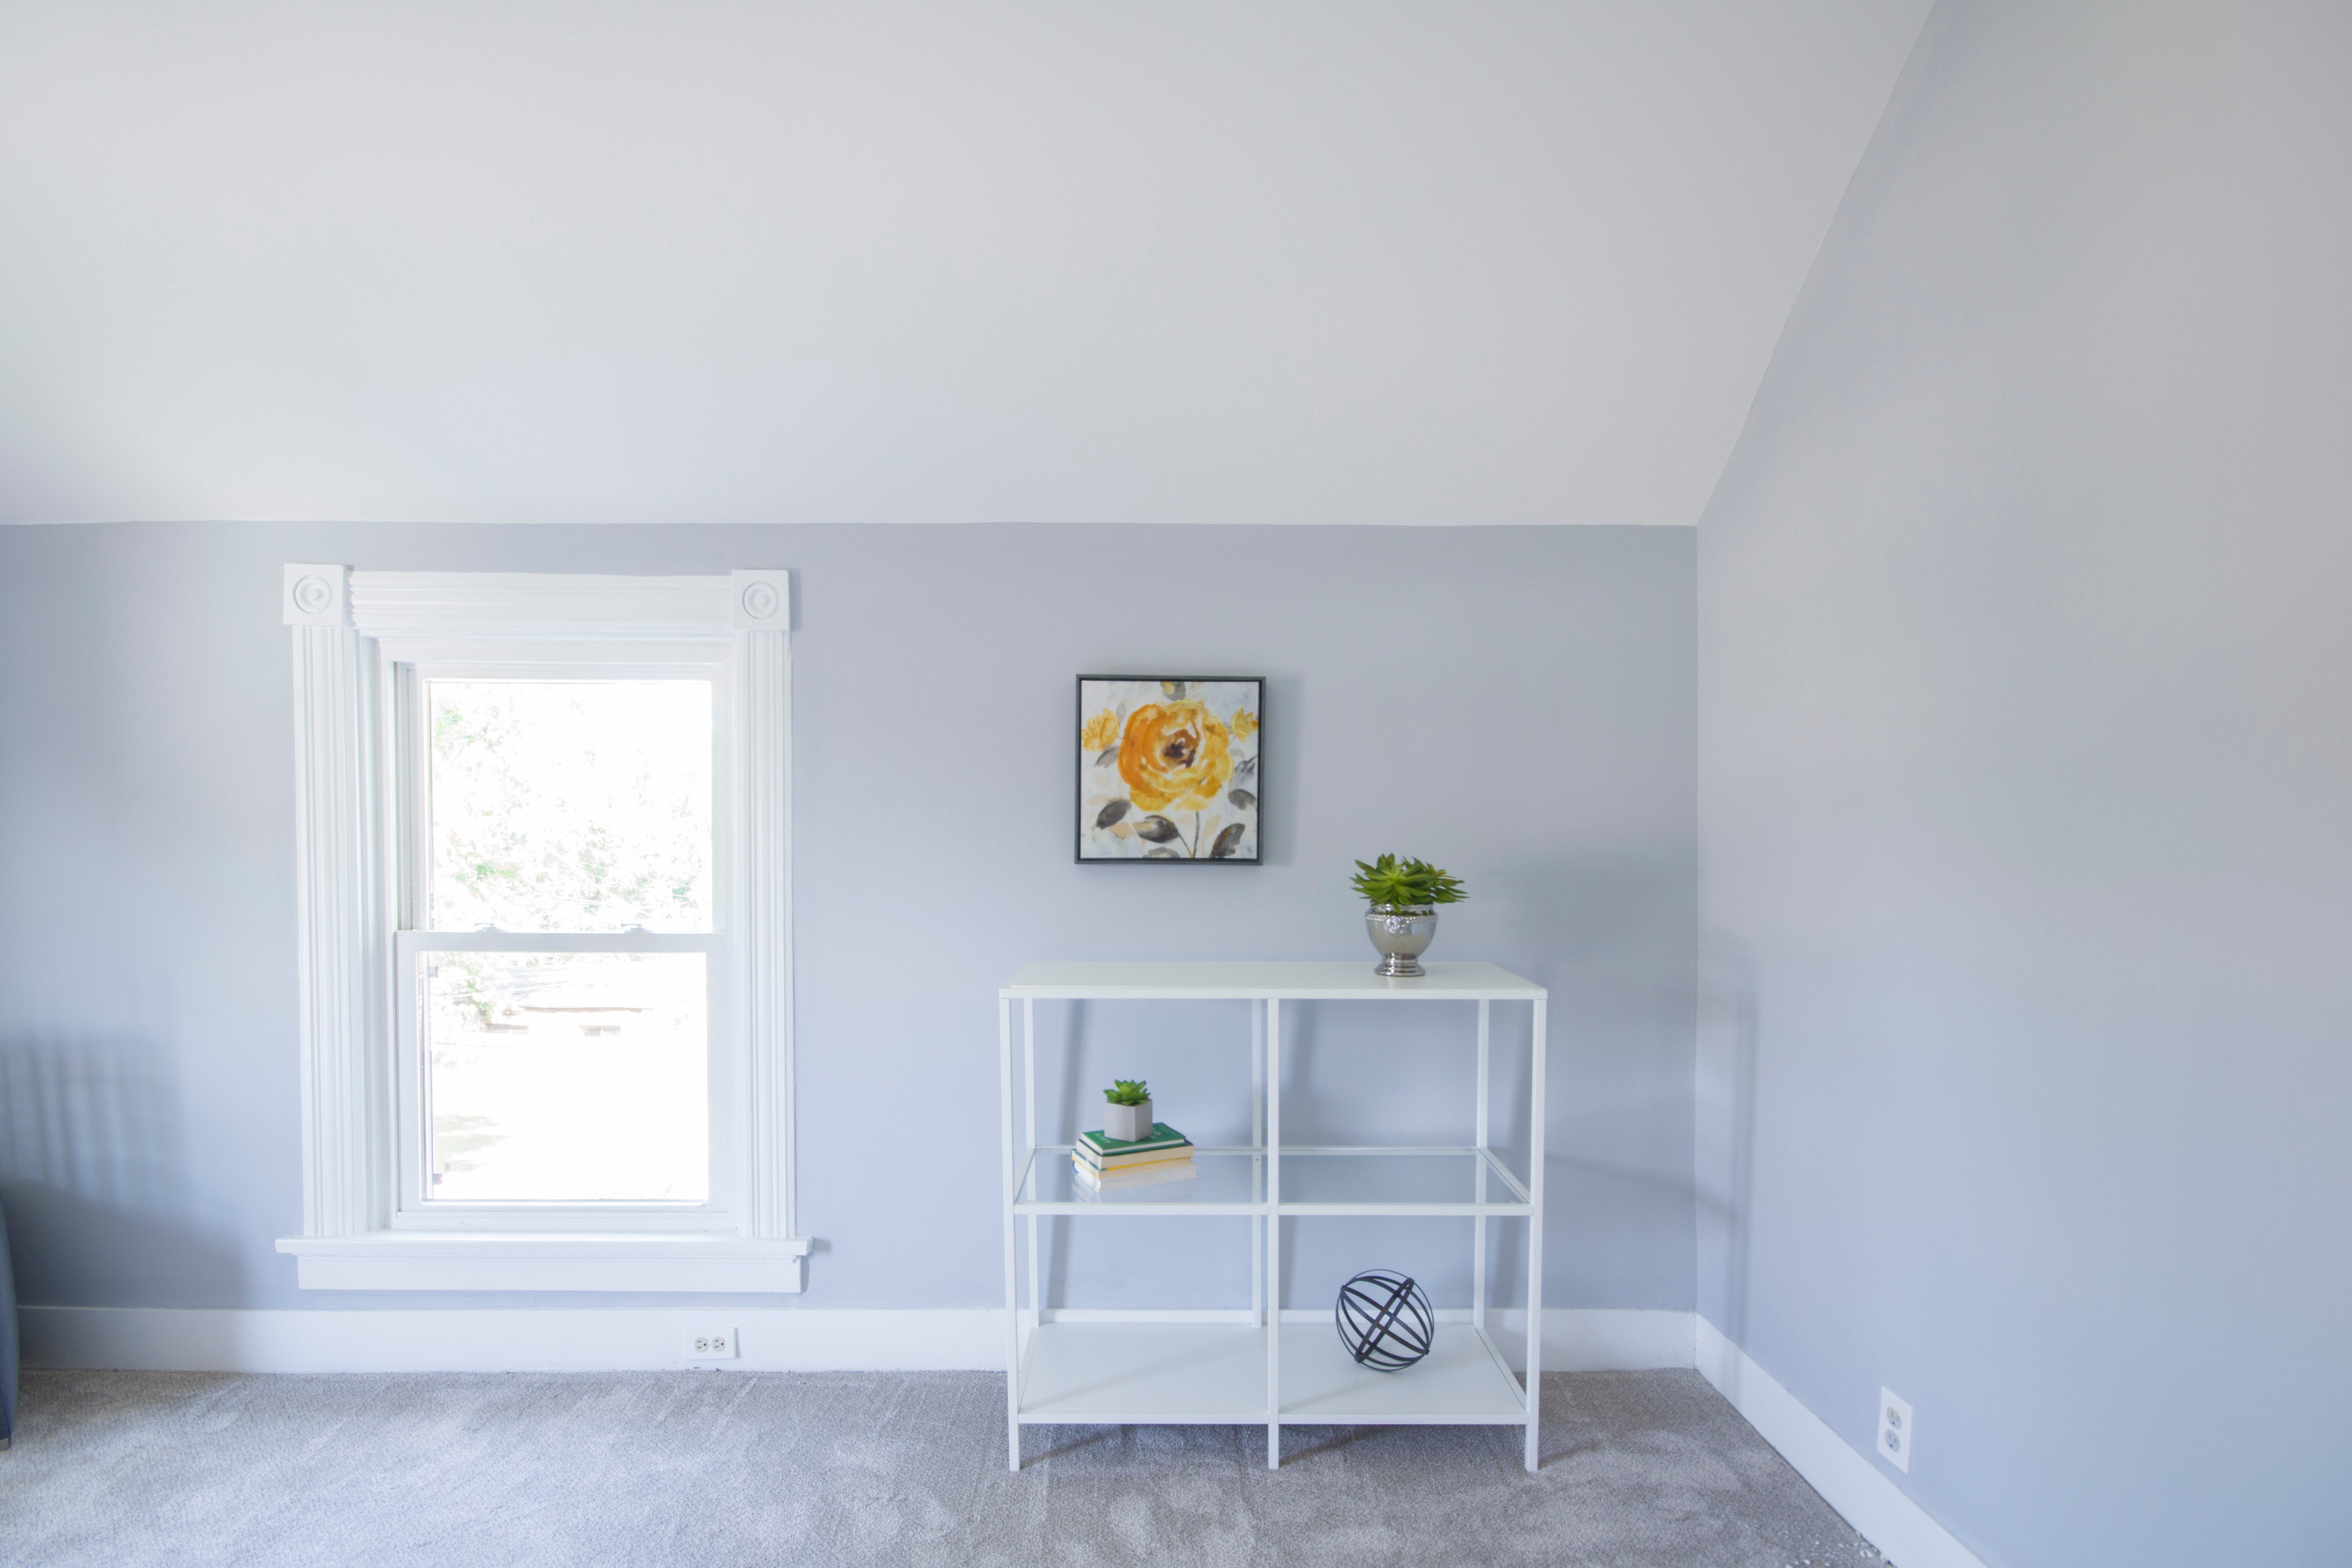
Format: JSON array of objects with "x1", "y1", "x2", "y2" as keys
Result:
[{"x1": 1335, "y1": 1268, "x2": 1435, "y2": 1371}]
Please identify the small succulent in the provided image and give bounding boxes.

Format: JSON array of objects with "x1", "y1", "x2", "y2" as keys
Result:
[
  {"x1": 1349, "y1": 854, "x2": 1467, "y2": 909},
  {"x1": 1103, "y1": 1078, "x2": 1151, "y2": 1107}
]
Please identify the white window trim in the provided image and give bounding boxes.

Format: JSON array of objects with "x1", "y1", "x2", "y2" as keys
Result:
[{"x1": 273, "y1": 566, "x2": 807, "y2": 1292}]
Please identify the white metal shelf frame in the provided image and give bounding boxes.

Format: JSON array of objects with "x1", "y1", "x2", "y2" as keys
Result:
[{"x1": 996, "y1": 960, "x2": 1548, "y2": 1472}]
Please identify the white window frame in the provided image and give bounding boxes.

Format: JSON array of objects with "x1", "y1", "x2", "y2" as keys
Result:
[
  {"x1": 274, "y1": 567, "x2": 806, "y2": 1292},
  {"x1": 387, "y1": 641, "x2": 734, "y2": 1232}
]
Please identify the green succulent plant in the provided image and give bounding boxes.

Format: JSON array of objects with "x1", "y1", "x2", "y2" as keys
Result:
[
  {"x1": 1103, "y1": 1079, "x2": 1151, "y2": 1106},
  {"x1": 1349, "y1": 854, "x2": 1467, "y2": 909}
]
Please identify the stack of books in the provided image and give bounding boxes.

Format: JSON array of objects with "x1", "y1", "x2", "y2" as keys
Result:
[{"x1": 1071, "y1": 1123, "x2": 1196, "y2": 1192}]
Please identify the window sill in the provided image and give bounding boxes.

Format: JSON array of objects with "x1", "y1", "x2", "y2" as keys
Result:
[{"x1": 275, "y1": 1232, "x2": 812, "y2": 1293}]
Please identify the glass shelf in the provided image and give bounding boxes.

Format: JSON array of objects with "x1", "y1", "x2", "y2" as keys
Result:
[
  {"x1": 1277, "y1": 1148, "x2": 1530, "y2": 1210},
  {"x1": 1014, "y1": 1321, "x2": 1527, "y2": 1425},
  {"x1": 1013, "y1": 1147, "x2": 1530, "y2": 1214},
  {"x1": 1016, "y1": 1147, "x2": 1264, "y2": 1211}
]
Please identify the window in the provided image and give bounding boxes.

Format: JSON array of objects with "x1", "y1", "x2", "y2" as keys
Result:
[
  {"x1": 399, "y1": 666, "x2": 721, "y2": 1220},
  {"x1": 276, "y1": 568, "x2": 804, "y2": 1292}
]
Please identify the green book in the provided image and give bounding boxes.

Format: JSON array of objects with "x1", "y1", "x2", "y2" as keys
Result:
[
  {"x1": 1077, "y1": 1123, "x2": 1191, "y2": 1163},
  {"x1": 1077, "y1": 1147, "x2": 1197, "y2": 1176}
]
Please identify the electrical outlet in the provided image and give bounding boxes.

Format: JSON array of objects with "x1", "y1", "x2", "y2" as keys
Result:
[
  {"x1": 683, "y1": 1328, "x2": 738, "y2": 1361},
  {"x1": 1876, "y1": 1387, "x2": 1913, "y2": 1472}
]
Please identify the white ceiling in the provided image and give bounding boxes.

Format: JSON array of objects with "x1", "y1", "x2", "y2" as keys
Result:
[{"x1": 0, "y1": 1, "x2": 1930, "y2": 527}]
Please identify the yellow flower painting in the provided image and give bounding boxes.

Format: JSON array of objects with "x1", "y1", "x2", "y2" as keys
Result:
[{"x1": 1077, "y1": 676, "x2": 1261, "y2": 862}]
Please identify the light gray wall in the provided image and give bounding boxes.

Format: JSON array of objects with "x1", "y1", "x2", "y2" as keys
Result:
[
  {"x1": 1697, "y1": 4, "x2": 2352, "y2": 1565},
  {"x1": 0, "y1": 521, "x2": 1695, "y2": 1316},
  {"x1": 0, "y1": 0, "x2": 1925, "y2": 530}
]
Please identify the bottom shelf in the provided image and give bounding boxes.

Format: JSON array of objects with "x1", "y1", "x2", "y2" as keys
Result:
[{"x1": 1016, "y1": 1321, "x2": 1528, "y2": 1426}]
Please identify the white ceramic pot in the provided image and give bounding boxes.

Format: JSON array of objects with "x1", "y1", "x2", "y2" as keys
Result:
[{"x1": 1104, "y1": 1099, "x2": 1156, "y2": 1142}]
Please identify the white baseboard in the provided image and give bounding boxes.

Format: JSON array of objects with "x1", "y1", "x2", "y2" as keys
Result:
[
  {"x1": 20, "y1": 1307, "x2": 1001, "y2": 1374},
  {"x1": 1696, "y1": 1318, "x2": 1986, "y2": 1568},
  {"x1": 20, "y1": 1305, "x2": 1691, "y2": 1376}
]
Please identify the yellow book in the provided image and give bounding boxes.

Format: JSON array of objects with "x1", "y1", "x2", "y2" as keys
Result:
[{"x1": 1070, "y1": 1151, "x2": 1198, "y2": 1190}]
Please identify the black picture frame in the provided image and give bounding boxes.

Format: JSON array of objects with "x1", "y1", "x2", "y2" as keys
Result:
[{"x1": 1075, "y1": 675, "x2": 1264, "y2": 864}]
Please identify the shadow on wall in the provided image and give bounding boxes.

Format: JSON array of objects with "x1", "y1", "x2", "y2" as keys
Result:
[
  {"x1": 1508, "y1": 846, "x2": 1704, "y2": 1310},
  {"x1": 0, "y1": 1034, "x2": 243, "y2": 1305},
  {"x1": 1695, "y1": 932, "x2": 1759, "y2": 1343}
]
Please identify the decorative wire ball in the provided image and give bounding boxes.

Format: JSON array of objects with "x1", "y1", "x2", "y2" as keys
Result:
[{"x1": 1334, "y1": 1269, "x2": 1436, "y2": 1372}]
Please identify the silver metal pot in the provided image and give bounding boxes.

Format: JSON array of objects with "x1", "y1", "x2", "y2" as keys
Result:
[{"x1": 1365, "y1": 904, "x2": 1439, "y2": 976}]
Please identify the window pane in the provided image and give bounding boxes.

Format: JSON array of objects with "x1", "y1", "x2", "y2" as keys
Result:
[
  {"x1": 429, "y1": 680, "x2": 713, "y2": 933},
  {"x1": 422, "y1": 950, "x2": 709, "y2": 1202}
]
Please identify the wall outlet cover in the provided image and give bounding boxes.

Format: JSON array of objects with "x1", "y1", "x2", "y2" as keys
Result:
[
  {"x1": 684, "y1": 1328, "x2": 739, "y2": 1361},
  {"x1": 1875, "y1": 1387, "x2": 1913, "y2": 1472}
]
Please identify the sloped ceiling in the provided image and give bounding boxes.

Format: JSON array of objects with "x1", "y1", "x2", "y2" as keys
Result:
[{"x1": 0, "y1": 2, "x2": 1929, "y2": 526}]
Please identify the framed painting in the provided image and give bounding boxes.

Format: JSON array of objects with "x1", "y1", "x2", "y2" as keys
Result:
[{"x1": 1076, "y1": 676, "x2": 1262, "y2": 864}]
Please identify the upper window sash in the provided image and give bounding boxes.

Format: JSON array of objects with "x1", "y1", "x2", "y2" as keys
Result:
[{"x1": 388, "y1": 646, "x2": 730, "y2": 937}]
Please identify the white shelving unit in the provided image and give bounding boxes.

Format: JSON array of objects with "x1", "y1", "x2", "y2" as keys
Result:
[{"x1": 998, "y1": 960, "x2": 1548, "y2": 1471}]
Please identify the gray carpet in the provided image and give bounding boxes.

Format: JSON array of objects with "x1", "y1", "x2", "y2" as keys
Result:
[{"x1": 1, "y1": 1368, "x2": 1883, "y2": 1567}]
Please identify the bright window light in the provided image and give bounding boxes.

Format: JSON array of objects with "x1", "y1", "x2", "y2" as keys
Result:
[
  {"x1": 421, "y1": 949, "x2": 710, "y2": 1203},
  {"x1": 428, "y1": 680, "x2": 713, "y2": 933}
]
